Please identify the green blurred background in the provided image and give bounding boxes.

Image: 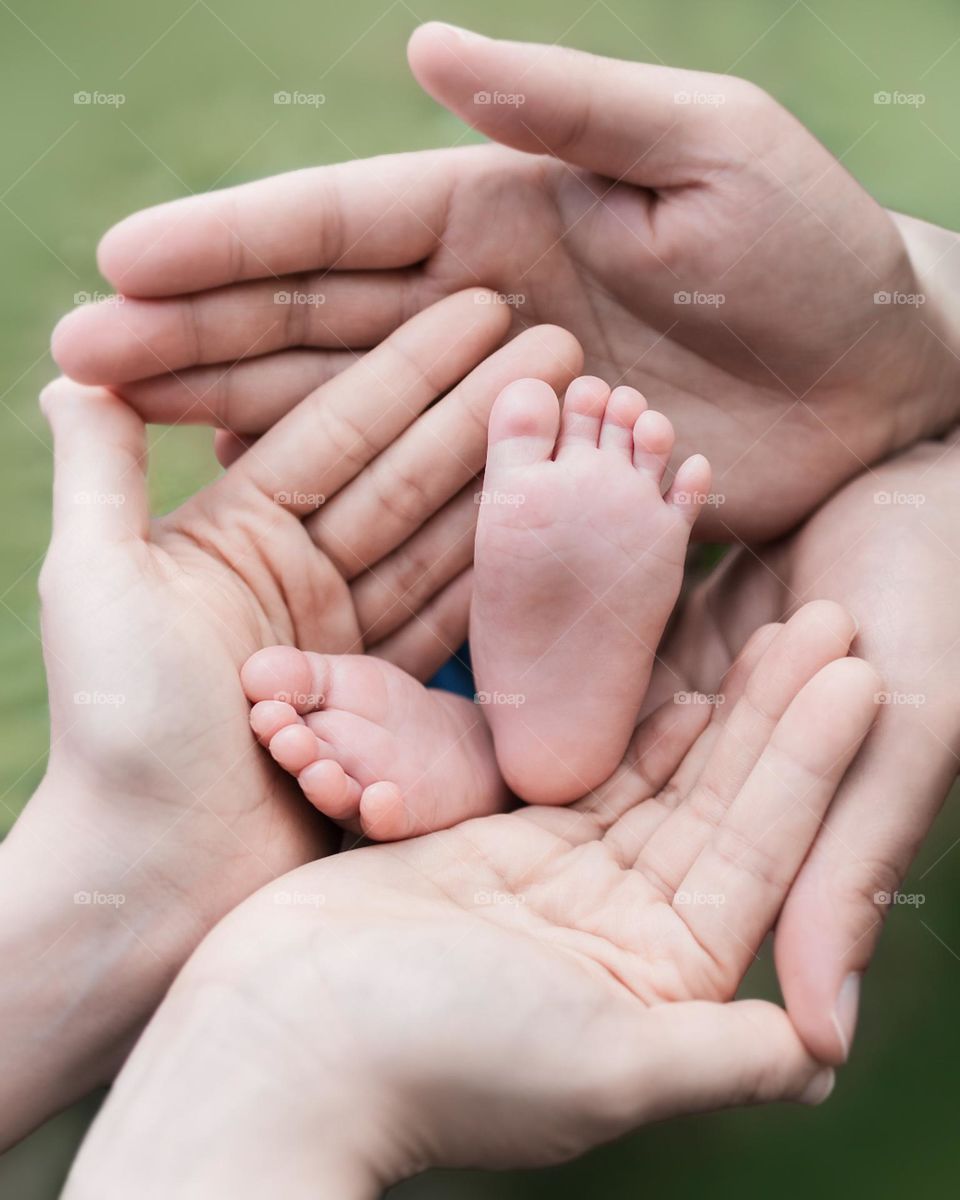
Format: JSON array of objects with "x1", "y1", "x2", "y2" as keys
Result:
[{"x1": 1, "y1": 0, "x2": 958, "y2": 1194}]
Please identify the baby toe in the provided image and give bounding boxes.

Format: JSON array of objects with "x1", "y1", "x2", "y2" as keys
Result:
[
  {"x1": 632, "y1": 409, "x2": 676, "y2": 484},
  {"x1": 268, "y1": 722, "x2": 324, "y2": 775},
  {"x1": 556, "y1": 375, "x2": 610, "y2": 456},
  {"x1": 249, "y1": 700, "x2": 301, "y2": 746},
  {"x1": 299, "y1": 759, "x2": 363, "y2": 821},
  {"x1": 599, "y1": 385, "x2": 647, "y2": 456}
]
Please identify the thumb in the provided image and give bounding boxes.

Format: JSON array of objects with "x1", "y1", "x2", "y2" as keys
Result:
[
  {"x1": 40, "y1": 377, "x2": 149, "y2": 545},
  {"x1": 628, "y1": 1000, "x2": 834, "y2": 1124},
  {"x1": 774, "y1": 706, "x2": 957, "y2": 1065},
  {"x1": 408, "y1": 22, "x2": 749, "y2": 187}
]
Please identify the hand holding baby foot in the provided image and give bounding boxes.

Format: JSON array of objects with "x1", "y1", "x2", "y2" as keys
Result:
[
  {"x1": 67, "y1": 606, "x2": 877, "y2": 1197},
  {"x1": 471, "y1": 375, "x2": 710, "y2": 804}
]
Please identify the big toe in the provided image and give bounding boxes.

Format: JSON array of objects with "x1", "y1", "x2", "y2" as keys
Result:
[{"x1": 241, "y1": 646, "x2": 327, "y2": 712}]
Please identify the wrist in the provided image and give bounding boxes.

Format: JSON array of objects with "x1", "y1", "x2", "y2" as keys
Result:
[
  {"x1": 0, "y1": 772, "x2": 199, "y2": 1147},
  {"x1": 64, "y1": 968, "x2": 405, "y2": 1199}
]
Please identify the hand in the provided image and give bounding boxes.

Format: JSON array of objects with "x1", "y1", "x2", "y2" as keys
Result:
[
  {"x1": 657, "y1": 428, "x2": 960, "y2": 1061},
  {"x1": 64, "y1": 605, "x2": 879, "y2": 1198},
  {"x1": 50, "y1": 25, "x2": 960, "y2": 540},
  {"x1": 0, "y1": 292, "x2": 579, "y2": 1146}
]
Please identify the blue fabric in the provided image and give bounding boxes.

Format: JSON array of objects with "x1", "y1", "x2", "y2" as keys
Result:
[{"x1": 427, "y1": 642, "x2": 474, "y2": 698}]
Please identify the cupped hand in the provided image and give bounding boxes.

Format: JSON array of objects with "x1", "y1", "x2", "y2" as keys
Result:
[
  {"x1": 1, "y1": 294, "x2": 578, "y2": 1137},
  {"x1": 657, "y1": 428, "x2": 960, "y2": 1061},
  {"x1": 64, "y1": 604, "x2": 879, "y2": 1197},
  {"x1": 51, "y1": 26, "x2": 960, "y2": 540}
]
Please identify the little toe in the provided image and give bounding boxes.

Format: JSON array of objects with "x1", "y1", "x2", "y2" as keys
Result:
[
  {"x1": 250, "y1": 700, "x2": 301, "y2": 746},
  {"x1": 299, "y1": 759, "x2": 363, "y2": 821},
  {"x1": 268, "y1": 722, "x2": 325, "y2": 776},
  {"x1": 556, "y1": 376, "x2": 610, "y2": 456},
  {"x1": 358, "y1": 781, "x2": 410, "y2": 841},
  {"x1": 632, "y1": 409, "x2": 676, "y2": 484},
  {"x1": 241, "y1": 646, "x2": 328, "y2": 713},
  {"x1": 666, "y1": 453, "x2": 713, "y2": 525},
  {"x1": 485, "y1": 378, "x2": 561, "y2": 472},
  {"x1": 599, "y1": 385, "x2": 648, "y2": 456}
]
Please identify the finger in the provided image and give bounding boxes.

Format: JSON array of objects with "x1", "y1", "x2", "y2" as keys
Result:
[
  {"x1": 775, "y1": 693, "x2": 960, "y2": 1063},
  {"x1": 218, "y1": 289, "x2": 510, "y2": 515},
  {"x1": 52, "y1": 270, "x2": 426, "y2": 386},
  {"x1": 310, "y1": 324, "x2": 582, "y2": 575},
  {"x1": 117, "y1": 349, "x2": 354, "y2": 431},
  {"x1": 623, "y1": 999, "x2": 834, "y2": 1126},
  {"x1": 676, "y1": 657, "x2": 881, "y2": 983},
  {"x1": 213, "y1": 429, "x2": 255, "y2": 469},
  {"x1": 408, "y1": 23, "x2": 741, "y2": 186},
  {"x1": 40, "y1": 377, "x2": 149, "y2": 544},
  {"x1": 370, "y1": 569, "x2": 473, "y2": 682},
  {"x1": 636, "y1": 601, "x2": 857, "y2": 888},
  {"x1": 597, "y1": 622, "x2": 784, "y2": 858},
  {"x1": 579, "y1": 693, "x2": 713, "y2": 837},
  {"x1": 351, "y1": 483, "x2": 478, "y2": 646},
  {"x1": 96, "y1": 151, "x2": 458, "y2": 296}
]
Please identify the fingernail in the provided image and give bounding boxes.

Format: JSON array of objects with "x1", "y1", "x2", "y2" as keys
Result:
[
  {"x1": 831, "y1": 972, "x2": 861, "y2": 1061},
  {"x1": 799, "y1": 1067, "x2": 835, "y2": 1107}
]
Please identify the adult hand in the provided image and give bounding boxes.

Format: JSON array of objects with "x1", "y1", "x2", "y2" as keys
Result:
[
  {"x1": 657, "y1": 428, "x2": 960, "y2": 1062},
  {"x1": 64, "y1": 605, "x2": 879, "y2": 1198},
  {"x1": 51, "y1": 26, "x2": 960, "y2": 539},
  {"x1": 0, "y1": 292, "x2": 579, "y2": 1148}
]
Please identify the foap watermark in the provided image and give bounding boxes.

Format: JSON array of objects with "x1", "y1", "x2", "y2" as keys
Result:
[
  {"x1": 473, "y1": 888, "x2": 525, "y2": 907},
  {"x1": 74, "y1": 90, "x2": 126, "y2": 107},
  {"x1": 72, "y1": 490, "x2": 126, "y2": 507},
  {"x1": 74, "y1": 890, "x2": 126, "y2": 908},
  {"x1": 674, "y1": 89, "x2": 726, "y2": 108},
  {"x1": 274, "y1": 490, "x2": 325, "y2": 508},
  {"x1": 874, "y1": 890, "x2": 925, "y2": 907},
  {"x1": 874, "y1": 90, "x2": 925, "y2": 108},
  {"x1": 73, "y1": 291, "x2": 124, "y2": 306},
  {"x1": 274, "y1": 290, "x2": 326, "y2": 307},
  {"x1": 475, "y1": 690, "x2": 525, "y2": 709},
  {"x1": 74, "y1": 691, "x2": 126, "y2": 707},
  {"x1": 274, "y1": 90, "x2": 326, "y2": 107},
  {"x1": 274, "y1": 690, "x2": 325, "y2": 708},
  {"x1": 674, "y1": 889, "x2": 726, "y2": 908},
  {"x1": 273, "y1": 889, "x2": 326, "y2": 908},
  {"x1": 874, "y1": 290, "x2": 925, "y2": 307},
  {"x1": 674, "y1": 290, "x2": 726, "y2": 307},
  {"x1": 475, "y1": 291, "x2": 526, "y2": 306},
  {"x1": 873, "y1": 490, "x2": 925, "y2": 507},
  {"x1": 875, "y1": 690, "x2": 926, "y2": 709},
  {"x1": 474, "y1": 488, "x2": 526, "y2": 508},
  {"x1": 674, "y1": 691, "x2": 725, "y2": 706},
  {"x1": 474, "y1": 90, "x2": 525, "y2": 107},
  {"x1": 670, "y1": 490, "x2": 726, "y2": 508}
]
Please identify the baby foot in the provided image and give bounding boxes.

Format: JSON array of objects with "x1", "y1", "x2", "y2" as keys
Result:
[
  {"x1": 240, "y1": 648, "x2": 508, "y2": 841},
  {"x1": 471, "y1": 375, "x2": 711, "y2": 805}
]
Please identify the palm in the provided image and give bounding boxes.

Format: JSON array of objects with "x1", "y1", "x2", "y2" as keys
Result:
[
  {"x1": 414, "y1": 141, "x2": 925, "y2": 540},
  {"x1": 182, "y1": 609, "x2": 877, "y2": 1170}
]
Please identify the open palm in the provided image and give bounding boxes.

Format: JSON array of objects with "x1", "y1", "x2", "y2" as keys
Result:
[{"x1": 71, "y1": 604, "x2": 879, "y2": 1192}]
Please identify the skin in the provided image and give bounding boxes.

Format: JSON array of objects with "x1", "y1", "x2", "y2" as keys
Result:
[
  {"x1": 650, "y1": 428, "x2": 960, "y2": 1061},
  {"x1": 472, "y1": 376, "x2": 709, "y2": 803},
  {"x1": 49, "y1": 26, "x2": 960, "y2": 541},
  {"x1": 0, "y1": 294, "x2": 581, "y2": 1148},
  {"x1": 64, "y1": 605, "x2": 879, "y2": 1199}
]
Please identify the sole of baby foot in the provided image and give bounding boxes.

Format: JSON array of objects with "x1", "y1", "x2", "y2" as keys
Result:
[
  {"x1": 471, "y1": 375, "x2": 711, "y2": 806},
  {"x1": 243, "y1": 648, "x2": 509, "y2": 840}
]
